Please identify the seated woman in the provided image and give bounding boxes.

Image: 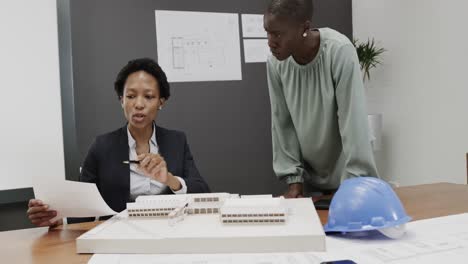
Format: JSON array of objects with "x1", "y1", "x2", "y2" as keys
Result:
[{"x1": 27, "y1": 58, "x2": 210, "y2": 227}]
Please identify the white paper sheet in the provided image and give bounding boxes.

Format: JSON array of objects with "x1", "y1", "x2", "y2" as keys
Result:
[
  {"x1": 325, "y1": 213, "x2": 468, "y2": 263},
  {"x1": 89, "y1": 252, "x2": 328, "y2": 264},
  {"x1": 88, "y1": 213, "x2": 468, "y2": 264},
  {"x1": 155, "y1": 10, "x2": 242, "y2": 82},
  {"x1": 241, "y1": 14, "x2": 267, "y2": 38},
  {"x1": 33, "y1": 180, "x2": 116, "y2": 222},
  {"x1": 243, "y1": 39, "x2": 270, "y2": 63}
]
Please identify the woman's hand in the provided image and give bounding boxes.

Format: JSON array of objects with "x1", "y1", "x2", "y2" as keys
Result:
[
  {"x1": 137, "y1": 153, "x2": 181, "y2": 191},
  {"x1": 283, "y1": 183, "x2": 304, "y2": 198},
  {"x1": 27, "y1": 199, "x2": 62, "y2": 227}
]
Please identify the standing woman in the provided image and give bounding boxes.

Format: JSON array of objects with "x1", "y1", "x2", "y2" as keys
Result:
[
  {"x1": 27, "y1": 58, "x2": 210, "y2": 226},
  {"x1": 264, "y1": 0, "x2": 378, "y2": 198}
]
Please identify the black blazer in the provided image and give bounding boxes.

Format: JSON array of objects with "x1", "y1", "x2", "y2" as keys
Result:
[{"x1": 79, "y1": 125, "x2": 210, "y2": 213}]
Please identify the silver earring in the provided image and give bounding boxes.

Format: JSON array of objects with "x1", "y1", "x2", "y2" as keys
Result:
[
  {"x1": 302, "y1": 32, "x2": 308, "y2": 37},
  {"x1": 158, "y1": 106, "x2": 162, "y2": 110}
]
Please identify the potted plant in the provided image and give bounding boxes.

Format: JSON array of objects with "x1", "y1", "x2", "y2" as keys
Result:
[
  {"x1": 353, "y1": 38, "x2": 386, "y2": 82},
  {"x1": 353, "y1": 38, "x2": 386, "y2": 151}
]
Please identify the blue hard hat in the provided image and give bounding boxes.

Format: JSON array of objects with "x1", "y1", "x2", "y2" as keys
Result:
[{"x1": 323, "y1": 177, "x2": 411, "y2": 234}]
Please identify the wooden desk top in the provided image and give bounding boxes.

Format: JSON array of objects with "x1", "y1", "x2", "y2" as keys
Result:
[{"x1": 2, "y1": 183, "x2": 468, "y2": 264}]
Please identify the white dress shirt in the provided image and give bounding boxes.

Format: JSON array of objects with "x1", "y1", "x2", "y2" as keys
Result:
[{"x1": 127, "y1": 124, "x2": 187, "y2": 201}]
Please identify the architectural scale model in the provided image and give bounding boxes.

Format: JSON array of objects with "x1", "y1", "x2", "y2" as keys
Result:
[
  {"x1": 126, "y1": 193, "x2": 286, "y2": 225},
  {"x1": 76, "y1": 194, "x2": 326, "y2": 254},
  {"x1": 128, "y1": 192, "x2": 234, "y2": 218},
  {"x1": 220, "y1": 197, "x2": 286, "y2": 224}
]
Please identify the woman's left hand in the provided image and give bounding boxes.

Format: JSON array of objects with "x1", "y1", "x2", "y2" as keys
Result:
[{"x1": 136, "y1": 153, "x2": 181, "y2": 191}]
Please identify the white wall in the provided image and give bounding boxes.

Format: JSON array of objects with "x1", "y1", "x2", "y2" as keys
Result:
[
  {"x1": 0, "y1": 0, "x2": 65, "y2": 190},
  {"x1": 353, "y1": 0, "x2": 468, "y2": 186}
]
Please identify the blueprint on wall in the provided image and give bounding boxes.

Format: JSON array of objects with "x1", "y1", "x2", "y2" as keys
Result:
[{"x1": 155, "y1": 10, "x2": 242, "y2": 82}]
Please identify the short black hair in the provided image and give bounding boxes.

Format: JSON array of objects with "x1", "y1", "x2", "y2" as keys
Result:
[
  {"x1": 267, "y1": 0, "x2": 314, "y2": 23},
  {"x1": 114, "y1": 58, "x2": 170, "y2": 100}
]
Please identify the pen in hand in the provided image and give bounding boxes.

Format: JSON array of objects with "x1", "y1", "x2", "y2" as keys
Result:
[
  {"x1": 123, "y1": 151, "x2": 155, "y2": 165},
  {"x1": 122, "y1": 160, "x2": 140, "y2": 164}
]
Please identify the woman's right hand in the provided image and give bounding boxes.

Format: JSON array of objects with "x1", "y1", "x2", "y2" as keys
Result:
[{"x1": 27, "y1": 199, "x2": 62, "y2": 227}]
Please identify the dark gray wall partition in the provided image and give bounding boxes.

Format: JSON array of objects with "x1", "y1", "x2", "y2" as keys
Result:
[
  {"x1": 69, "y1": 0, "x2": 353, "y2": 195},
  {"x1": 59, "y1": 0, "x2": 82, "y2": 184}
]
